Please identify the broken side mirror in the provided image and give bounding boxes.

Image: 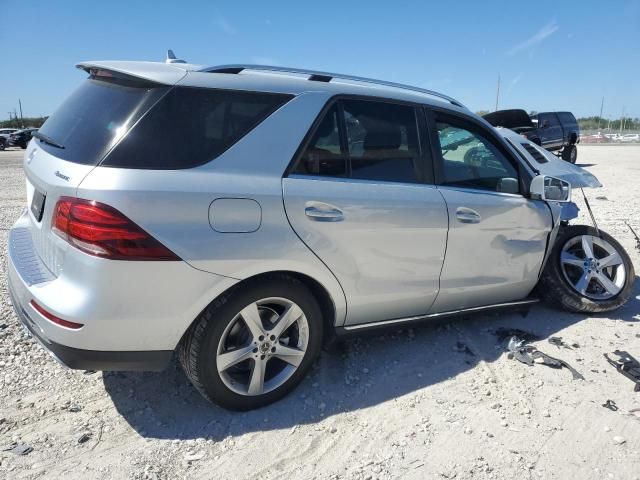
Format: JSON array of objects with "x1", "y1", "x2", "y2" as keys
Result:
[{"x1": 530, "y1": 175, "x2": 571, "y2": 202}]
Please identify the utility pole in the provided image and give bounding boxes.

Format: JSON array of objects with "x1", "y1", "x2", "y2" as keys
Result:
[
  {"x1": 597, "y1": 96, "x2": 604, "y2": 130},
  {"x1": 18, "y1": 99, "x2": 23, "y2": 127},
  {"x1": 619, "y1": 107, "x2": 625, "y2": 135},
  {"x1": 495, "y1": 74, "x2": 500, "y2": 111}
]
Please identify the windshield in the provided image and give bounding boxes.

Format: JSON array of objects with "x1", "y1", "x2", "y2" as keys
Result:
[{"x1": 36, "y1": 78, "x2": 168, "y2": 164}]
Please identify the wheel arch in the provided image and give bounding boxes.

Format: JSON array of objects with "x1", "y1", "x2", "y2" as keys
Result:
[{"x1": 179, "y1": 270, "x2": 340, "y2": 348}]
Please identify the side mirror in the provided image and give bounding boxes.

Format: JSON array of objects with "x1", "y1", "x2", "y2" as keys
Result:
[
  {"x1": 496, "y1": 177, "x2": 519, "y2": 194},
  {"x1": 530, "y1": 175, "x2": 571, "y2": 202}
]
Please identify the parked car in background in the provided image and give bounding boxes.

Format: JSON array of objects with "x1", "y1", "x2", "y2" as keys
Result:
[
  {"x1": 483, "y1": 110, "x2": 580, "y2": 163},
  {"x1": 8, "y1": 128, "x2": 38, "y2": 149},
  {"x1": 0, "y1": 136, "x2": 6, "y2": 151},
  {"x1": 619, "y1": 133, "x2": 640, "y2": 143},
  {"x1": 7, "y1": 59, "x2": 634, "y2": 410},
  {"x1": 603, "y1": 133, "x2": 621, "y2": 141},
  {"x1": 0, "y1": 128, "x2": 19, "y2": 138},
  {"x1": 580, "y1": 133, "x2": 609, "y2": 144}
]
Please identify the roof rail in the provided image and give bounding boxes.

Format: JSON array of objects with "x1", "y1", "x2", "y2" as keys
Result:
[{"x1": 202, "y1": 64, "x2": 466, "y2": 108}]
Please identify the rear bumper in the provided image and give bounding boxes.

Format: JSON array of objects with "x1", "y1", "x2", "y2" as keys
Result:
[
  {"x1": 6, "y1": 211, "x2": 238, "y2": 370},
  {"x1": 8, "y1": 255, "x2": 173, "y2": 371}
]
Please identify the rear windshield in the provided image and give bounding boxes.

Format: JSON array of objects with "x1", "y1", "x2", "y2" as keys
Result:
[
  {"x1": 103, "y1": 87, "x2": 292, "y2": 169},
  {"x1": 37, "y1": 78, "x2": 168, "y2": 165},
  {"x1": 38, "y1": 78, "x2": 292, "y2": 169}
]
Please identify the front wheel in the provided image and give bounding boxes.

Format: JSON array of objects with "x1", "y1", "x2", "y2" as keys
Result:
[
  {"x1": 178, "y1": 276, "x2": 323, "y2": 410},
  {"x1": 539, "y1": 225, "x2": 635, "y2": 313},
  {"x1": 561, "y1": 144, "x2": 577, "y2": 163}
]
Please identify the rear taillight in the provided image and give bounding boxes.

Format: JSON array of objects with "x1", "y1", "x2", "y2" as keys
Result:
[{"x1": 51, "y1": 197, "x2": 180, "y2": 261}]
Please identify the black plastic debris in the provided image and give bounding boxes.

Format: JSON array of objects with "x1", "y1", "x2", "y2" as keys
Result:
[
  {"x1": 77, "y1": 432, "x2": 92, "y2": 444},
  {"x1": 506, "y1": 336, "x2": 584, "y2": 380},
  {"x1": 602, "y1": 399, "x2": 618, "y2": 411},
  {"x1": 493, "y1": 328, "x2": 540, "y2": 343},
  {"x1": 604, "y1": 351, "x2": 640, "y2": 392},
  {"x1": 11, "y1": 444, "x2": 33, "y2": 455},
  {"x1": 548, "y1": 336, "x2": 579, "y2": 349}
]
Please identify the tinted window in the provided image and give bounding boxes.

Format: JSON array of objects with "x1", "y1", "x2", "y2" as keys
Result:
[
  {"x1": 342, "y1": 100, "x2": 420, "y2": 183},
  {"x1": 293, "y1": 104, "x2": 346, "y2": 176},
  {"x1": 105, "y1": 88, "x2": 292, "y2": 169},
  {"x1": 37, "y1": 78, "x2": 168, "y2": 164},
  {"x1": 557, "y1": 112, "x2": 576, "y2": 124},
  {"x1": 539, "y1": 113, "x2": 559, "y2": 127},
  {"x1": 436, "y1": 120, "x2": 519, "y2": 193}
]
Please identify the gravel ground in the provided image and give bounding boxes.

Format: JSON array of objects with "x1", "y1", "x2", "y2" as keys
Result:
[{"x1": 0, "y1": 145, "x2": 639, "y2": 480}]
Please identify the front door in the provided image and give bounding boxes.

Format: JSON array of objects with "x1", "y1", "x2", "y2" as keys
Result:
[
  {"x1": 429, "y1": 111, "x2": 552, "y2": 312},
  {"x1": 283, "y1": 99, "x2": 448, "y2": 326}
]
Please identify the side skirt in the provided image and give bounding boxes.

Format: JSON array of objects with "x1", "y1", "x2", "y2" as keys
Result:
[{"x1": 335, "y1": 298, "x2": 540, "y2": 336}]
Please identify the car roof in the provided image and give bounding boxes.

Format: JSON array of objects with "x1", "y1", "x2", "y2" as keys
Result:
[{"x1": 76, "y1": 60, "x2": 470, "y2": 114}]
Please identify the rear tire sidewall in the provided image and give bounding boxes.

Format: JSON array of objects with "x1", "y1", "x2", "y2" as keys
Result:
[
  {"x1": 562, "y1": 144, "x2": 577, "y2": 163},
  {"x1": 190, "y1": 279, "x2": 323, "y2": 410},
  {"x1": 541, "y1": 225, "x2": 635, "y2": 313}
]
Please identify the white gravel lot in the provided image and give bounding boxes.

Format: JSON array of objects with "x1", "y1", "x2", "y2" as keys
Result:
[{"x1": 0, "y1": 145, "x2": 639, "y2": 480}]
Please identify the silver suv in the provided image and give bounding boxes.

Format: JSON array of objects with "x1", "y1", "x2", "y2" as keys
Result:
[{"x1": 7, "y1": 58, "x2": 634, "y2": 410}]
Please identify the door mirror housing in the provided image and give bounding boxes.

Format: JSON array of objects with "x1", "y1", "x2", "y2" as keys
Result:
[
  {"x1": 496, "y1": 177, "x2": 519, "y2": 194},
  {"x1": 530, "y1": 175, "x2": 571, "y2": 202}
]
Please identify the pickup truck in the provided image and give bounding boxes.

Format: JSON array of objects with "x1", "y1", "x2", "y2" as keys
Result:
[{"x1": 484, "y1": 109, "x2": 580, "y2": 163}]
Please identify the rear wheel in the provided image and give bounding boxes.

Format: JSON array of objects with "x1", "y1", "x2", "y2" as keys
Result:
[
  {"x1": 178, "y1": 276, "x2": 323, "y2": 410},
  {"x1": 562, "y1": 144, "x2": 577, "y2": 163},
  {"x1": 540, "y1": 225, "x2": 634, "y2": 313}
]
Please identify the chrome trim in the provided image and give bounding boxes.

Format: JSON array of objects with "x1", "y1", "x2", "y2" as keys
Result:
[
  {"x1": 202, "y1": 64, "x2": 466, "y2": 108},
  {"x1": 342, "y1": 299, "x2": 540, "y2": 331}
]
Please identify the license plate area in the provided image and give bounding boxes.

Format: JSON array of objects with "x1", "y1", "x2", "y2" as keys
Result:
[{"x1": 30, "y1": 189, "x2": 46, "y2": 222}]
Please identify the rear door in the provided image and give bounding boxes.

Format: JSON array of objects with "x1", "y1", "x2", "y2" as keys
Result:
[
  {"x1": 427, "y1": 109, "x2": 552, "y2": 312},
  {"x1": 283, "y1": 98, "x2": 448, "y2": 326}
]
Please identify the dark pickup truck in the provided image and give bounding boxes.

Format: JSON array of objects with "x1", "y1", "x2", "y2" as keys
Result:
[{"x1": 484, "y1": 109, "x2": 580, "y2": 163}]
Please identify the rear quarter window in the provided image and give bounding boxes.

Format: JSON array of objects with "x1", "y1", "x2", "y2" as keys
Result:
[
  {"x1": 557, "y1": 112, "x2": 577, "y2": 124},
  {"x1": 103, "y1": 88, "x2": 293, "y2": 169}
]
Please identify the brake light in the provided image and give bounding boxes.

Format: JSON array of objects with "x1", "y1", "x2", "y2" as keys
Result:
[
  {"x1": 30, "y1": 300, "x2": 84, "y2": 329},
  {"x1": 52, "y1": 197, "x2": 180, "y2": 260}
]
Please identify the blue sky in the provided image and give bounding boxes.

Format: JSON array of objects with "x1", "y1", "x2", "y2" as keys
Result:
[{"x1": 1, "y1": 0, "x2": 639, "y2": 120}]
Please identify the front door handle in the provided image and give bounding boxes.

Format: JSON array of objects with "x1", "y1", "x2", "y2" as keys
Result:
[
  {"x1": 305, "y1": 202, "x2": 344, "y2": 222},
  {"x1": 455, "y1": 207, "x2": 481, "y2": 224}
]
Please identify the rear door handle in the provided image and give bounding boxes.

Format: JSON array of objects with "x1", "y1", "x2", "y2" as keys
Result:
[
  {"x1": 455, "y1": 207, "x2": 481, "y2": 224},
  {"x1": 304, "y1": 202, "x2": 344, "y2": 222}
]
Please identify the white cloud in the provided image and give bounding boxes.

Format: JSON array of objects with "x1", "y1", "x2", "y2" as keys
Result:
[{"x1": 507, "y1": 20, "x2": 559, "y2": 56}]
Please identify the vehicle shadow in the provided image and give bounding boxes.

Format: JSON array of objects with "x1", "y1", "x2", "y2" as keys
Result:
[{"x1": 103, "y1": 277, "x2": 640, "y2": 441}]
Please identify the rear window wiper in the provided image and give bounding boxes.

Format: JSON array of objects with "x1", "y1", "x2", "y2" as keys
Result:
[{"x1": 33, "y1": 131, "x2": 65, "y2": 149}]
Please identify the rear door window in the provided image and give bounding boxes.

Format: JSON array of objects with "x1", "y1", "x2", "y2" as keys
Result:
[
  {"x1": 103, "y1": 88, "x2": 293, "y2": 169},
  {"x1": 293, "y1": 98, "x2": 423, "y2": 184},
  {"x1": 342, "y1": 99, "x2": 421, "y2": 183}
]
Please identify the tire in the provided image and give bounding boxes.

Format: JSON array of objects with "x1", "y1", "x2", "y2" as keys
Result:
[
  {"x1": 561, "y1": 144, "x2": 577, "y2": 163},
  {"x1": 178, "y1": 275, "x2": 324, "y2": 410},
  {"x1": 539, "y1": 225, "x2": 634, "y2": 313}
]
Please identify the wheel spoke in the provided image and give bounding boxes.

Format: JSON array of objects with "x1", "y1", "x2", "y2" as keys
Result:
[
  {"x1": 574, "y1": 272, "x2": 592, "y2": 294},
  {"x1": 581, "y1": 235, "x2": 595, "y2": 259},
  {"x1": 240, "y1": 303, "x2": 265, "y2": 340},
  {"x1": 598, "y1": 252, "x2": 622, "y2": 268},
  {"x1": 561, "y1": 251, "x2": 584, "y2": 268},
  {"x1": 247, "y1": 358, "x2": 266, "y2": 395},
  {"x1": 594, "y1": 273, "x2": 620, "y2": 295},
  {"x1": 217, "y1": 345, "x2": 254, "y2": 372},
  {"x1": 273, "y1": 344, "x2": 305, "y2": 367},
  {"x1": 270, "y1": 304, "x2": 303, "y2": 339}
]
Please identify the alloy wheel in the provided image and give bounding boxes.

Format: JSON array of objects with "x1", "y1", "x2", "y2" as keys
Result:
[
  {"x1": 216, "y1": 297, "x2": 309, "y2": 396},
  {"x1": 560, "y1": 234, "x2": 626, "y2": 300}
]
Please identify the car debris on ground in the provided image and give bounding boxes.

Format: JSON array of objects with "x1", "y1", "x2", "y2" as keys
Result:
[
  {"x1": 505, "y1": 336, "x2": 584, "y2": 380},
  {"x1": 604, "y1": 351, "x2": 640, "y2": 392}
]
